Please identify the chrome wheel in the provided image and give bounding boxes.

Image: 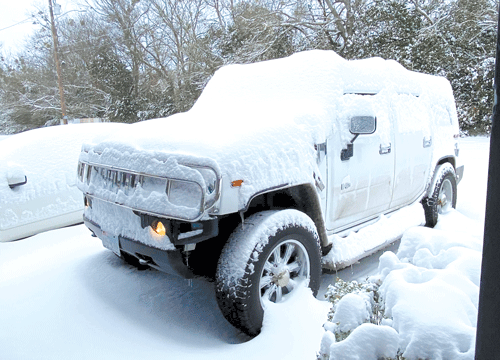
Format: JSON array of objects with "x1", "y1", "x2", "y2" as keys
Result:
[
  {"x1": 259, "y1": 239, "x2": 310, "y2": 305},
  {"x1": 437, "y1": 178, "x2": 453, "y2": 214}
]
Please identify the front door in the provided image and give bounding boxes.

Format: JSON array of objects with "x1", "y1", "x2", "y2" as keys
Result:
[{"x1": 326, "y1": 93, "x2": 395, "y2": 232}]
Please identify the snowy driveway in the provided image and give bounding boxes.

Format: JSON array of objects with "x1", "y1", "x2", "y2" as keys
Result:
[
  {"x1": 0, "y1": 137, "x2": 489, "y2": 360},
  {"x1": 0, "y1": 224, "x2": 330, "y2": 359}
]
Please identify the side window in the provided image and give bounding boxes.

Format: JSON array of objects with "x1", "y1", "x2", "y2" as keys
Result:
[
  {"x1": 339, "y1": 92, "x2": 392, "y2": 148},
  {"x1": 339, "y1": 93, "x2": 379, "y2": 129},
  {"x1": 393, "y1": 93, "x2": 431, "y2": 135}
]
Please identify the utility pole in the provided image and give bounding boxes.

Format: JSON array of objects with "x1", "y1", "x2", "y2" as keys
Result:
[
  {"x1": 475, "y1": 3, "x2": 500, "y2": 358},
  {"x1": 48, "y1": 0, "x2": 67, "y2": 124}
]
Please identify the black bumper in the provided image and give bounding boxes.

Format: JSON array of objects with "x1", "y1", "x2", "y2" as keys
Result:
[
  {"x1": 456, "y1": 165, "x2": 465, "y2": 185},
  {"x1": 84, "y1": 217, "x2": 196, "y2": 279}
]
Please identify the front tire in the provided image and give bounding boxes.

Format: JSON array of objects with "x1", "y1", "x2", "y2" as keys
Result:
[
  {"x1": 422, "y1": 163, "x2": 457, "y2": 227},
  {"x1": 215, "y1": 210, "x2": 322, "y2": 336}
]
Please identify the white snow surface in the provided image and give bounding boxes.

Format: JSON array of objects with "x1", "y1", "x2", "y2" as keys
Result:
[
  {"x1": 0, "y1": 136, "x2": 488, "y2": 359},
  {"x1": 325, "y1": 323, "x2": 400, "y2": 360},
  {"x1": 376, "y1": 223, "x2": 480, "y2": 359},
  {"x1": 330, "y1": 292, "x2": 372, "y2": 332},
  {"x1": 323, "y1": 202, "x2": 425, "y2": 269}
]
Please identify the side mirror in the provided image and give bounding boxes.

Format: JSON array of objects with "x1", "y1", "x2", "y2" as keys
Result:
[
  {"x1": 341, "y1": 116, "x2": 377, "y2": 161},
  {"x1": 6, "y1": 163, "x2": 28, "y2": 189},
  {"x1": 350, "y1": 116, "x2": 376, "y2": 135},
  {"x1": 8, "y1": 175, "x2": 27, "y2": 189}
]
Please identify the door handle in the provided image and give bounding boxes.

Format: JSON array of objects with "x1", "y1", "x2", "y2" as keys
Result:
[
  {"x1": 313, "y1": 172, "x2": 325, "y2": 191},
  {"x1": 379, "y1": 143, "x2": 391, "y2": 155},
  {"x1": 423, "y1": 136, "x2": 432, "y2": 148}
]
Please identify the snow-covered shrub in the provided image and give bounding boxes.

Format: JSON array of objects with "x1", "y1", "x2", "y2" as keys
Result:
[
  {"x1": 324, "y1": 278, "x2": 383, "y2": 332},
  {"x1": 318, "y1": 278, "x2": 402, "y2": 360}
]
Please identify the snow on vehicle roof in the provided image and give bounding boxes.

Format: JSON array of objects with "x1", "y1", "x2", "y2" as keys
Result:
[{"x1": 82, "y1": 50, "x2": 457, "y2": 208}]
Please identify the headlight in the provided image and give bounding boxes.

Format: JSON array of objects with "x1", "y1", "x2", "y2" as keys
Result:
[
  {"x1": 164, "y1": 165, "x2": 219, "y2": 212},
  {"x1": 166, "y1": 180, "x2": 203, "y2": 210},
  {"x1": 198, "y1": 167, "x2": 217, "y2": 195},
  {"x1": 196, "y1": 166, "x2": 220, "y2": 209},
  {"x1": 141, "y1": 175, "x2": 168, "y2": 193}
]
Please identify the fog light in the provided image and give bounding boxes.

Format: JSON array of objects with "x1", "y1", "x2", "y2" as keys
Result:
[{"x1": 152, "y1": 220, "x2": 166, "y2": 236}]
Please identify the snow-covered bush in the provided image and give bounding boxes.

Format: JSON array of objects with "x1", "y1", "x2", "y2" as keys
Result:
[
  {"x1": 324, "y1": 278, "x2": 382, "y2": 335},
  {"x1": 318, "y1": 212, "x2": 480, "y2": 360},
  {"x1": 318, "y1": 278, "x2": 400, "y2": 360}
]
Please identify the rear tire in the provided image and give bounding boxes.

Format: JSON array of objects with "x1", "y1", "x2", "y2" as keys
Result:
[
  {"x1": 215, "y1": 210, "x2": 321, "y2": 336},
  {"x1": 422, "y1": 163, "x2": 457, "y2": 228}
]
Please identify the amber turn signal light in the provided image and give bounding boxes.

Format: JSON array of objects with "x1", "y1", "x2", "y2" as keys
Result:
[{"x1": 231, "y1": 180, "x2": 244, "y2": 187}]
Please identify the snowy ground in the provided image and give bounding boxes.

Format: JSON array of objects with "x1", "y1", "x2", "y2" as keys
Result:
[{"x1": 0, "y1": 137, "x2": 489, "y2": 359}]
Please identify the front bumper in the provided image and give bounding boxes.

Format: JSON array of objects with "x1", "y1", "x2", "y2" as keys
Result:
[
  {"x1": 84, "y1": 217, "x2": 196, "y2": 279},
  {"x1": 456, "y1": 165, "x2": 465, "y2": 185}
]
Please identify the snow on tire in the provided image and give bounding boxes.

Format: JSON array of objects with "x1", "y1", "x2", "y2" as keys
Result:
[
  {"x1": 215, "y1": 209, "x2": 322, "y2": 336},
  {"x1": 422, "y1": 163, "x2": 457, "y2": 228}
]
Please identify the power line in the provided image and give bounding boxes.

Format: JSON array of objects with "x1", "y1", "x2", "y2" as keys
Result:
[
  {"x1": 0, "y1": 18, "x2": 33, "y2": 33},
  {"x1": 0, "y1": 7, "x2": 87, "y2": 34}
]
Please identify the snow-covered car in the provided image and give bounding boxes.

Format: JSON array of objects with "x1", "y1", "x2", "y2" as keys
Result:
[
  {"x1": 76, "y1": 50, "x2": 464, "y2": 335},
  {"x1": 0, "y1": 123, "x2": 125, "y2": 242}
]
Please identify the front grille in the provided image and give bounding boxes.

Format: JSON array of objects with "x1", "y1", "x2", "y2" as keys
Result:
[{"x1": 78, "y1": 162, "x2": 167, "y2": 197}]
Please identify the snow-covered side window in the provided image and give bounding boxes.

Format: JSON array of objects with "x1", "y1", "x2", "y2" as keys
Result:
[
  {"x1": 338, "y1": 94, "x2": 372, "y2": 145},
  {"x1": 371, "y1": 93, "x2": 392, "y2": 147},
  {"x1": 391, "y1": 93, "x2": 432, "y2": 137},
  {"x1": 430, "y1": 97, "x2": 455, "y2": 127}
]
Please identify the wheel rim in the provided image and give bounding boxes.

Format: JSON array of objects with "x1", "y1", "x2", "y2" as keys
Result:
[
  {"x1": 259, "y1": 239, "x2": 310, "y2": 306},
  {"x1": 437, "y1": 178, "x2": 453, "y2": 214}
]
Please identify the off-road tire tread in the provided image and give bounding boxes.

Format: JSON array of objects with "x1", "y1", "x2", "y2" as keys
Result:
[
  {"x1": 422, "y1": 165, "x2": 457, "y2": 228},
  {"x1": 215, "y1": 211, "x2": 321, "y2": 336}
]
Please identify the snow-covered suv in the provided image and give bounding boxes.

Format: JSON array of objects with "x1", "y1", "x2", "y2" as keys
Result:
[{"x1": 76, "y1": 50, "x2": 464, "y2": 335}]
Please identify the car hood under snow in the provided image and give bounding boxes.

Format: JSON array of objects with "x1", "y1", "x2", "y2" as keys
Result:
[{"x1": 80, "y1": 50, "x2": 457, "y2": 208}]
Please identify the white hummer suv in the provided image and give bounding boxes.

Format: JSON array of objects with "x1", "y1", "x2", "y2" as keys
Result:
[{"x1": 77, "y1": 50, "x2": 464, "y2": 335}]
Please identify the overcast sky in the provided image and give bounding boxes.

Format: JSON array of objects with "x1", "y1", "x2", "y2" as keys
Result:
[{"x1": 0, "y1": 0, "x2": 80, "y2": 54}]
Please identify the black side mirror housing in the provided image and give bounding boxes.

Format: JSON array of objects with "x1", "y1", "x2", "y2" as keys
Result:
[
  {"x1": 341, "y1": 144, "x2": 353, "y2": 161},
  {"x1": 341, "y1": 116, "x2": 377, "y2": 161},
  {"x1": 8, "y1": 175, "x2": 27, "y2": 189}
]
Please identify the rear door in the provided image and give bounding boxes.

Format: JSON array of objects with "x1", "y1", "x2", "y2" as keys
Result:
[{"x1": 390, "y1": 94, "x2": 433, "y2": 208}]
